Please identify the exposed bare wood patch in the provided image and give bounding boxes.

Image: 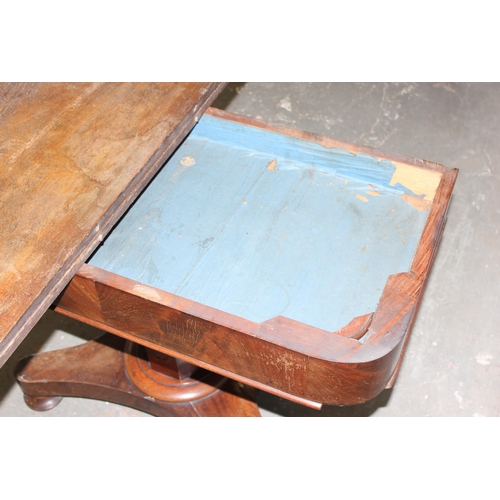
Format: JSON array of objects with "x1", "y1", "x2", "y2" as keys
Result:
[
  {"x1": 267, "y1": 159, "x2": 277, "y2": 171},
  {"x1": 390, "y1": 161, "x2": 442, "y2": 201},
  {"x1": 401, "y1": 193, "x2": 432, "y2": 212}
]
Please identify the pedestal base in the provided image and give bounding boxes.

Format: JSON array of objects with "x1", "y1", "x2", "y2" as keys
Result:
[{"x1": 15, "y1": 334, "x2": 260, "y2": 417}]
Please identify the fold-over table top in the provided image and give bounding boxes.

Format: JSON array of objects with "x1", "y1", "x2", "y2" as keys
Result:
[{"x1": 0, "y1": 82, "x2": 225, "y2": 366}]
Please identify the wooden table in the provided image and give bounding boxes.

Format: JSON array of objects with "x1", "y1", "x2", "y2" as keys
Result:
[
  {"x1": 3, "y1": 84, "x2": 458, "y2": 417},
  {"x1": 0, "y1": 82, "x2": 225, "y2": 366}
]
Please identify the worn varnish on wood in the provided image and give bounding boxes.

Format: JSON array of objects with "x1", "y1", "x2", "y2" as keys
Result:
[
  {"x1": 0, "y1": 83, "x2": 225, "y2": 367},
  {"x1": 55, "y1": 108, "x2": 458, "y2": 406}
]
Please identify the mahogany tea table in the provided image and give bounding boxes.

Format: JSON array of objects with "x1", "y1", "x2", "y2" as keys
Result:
[{"x1": 14, "y1": 106, "x2": 458, "y2": 416}]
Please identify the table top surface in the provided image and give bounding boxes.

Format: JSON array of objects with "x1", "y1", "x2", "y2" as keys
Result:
[{"x1": 0, "y1": 82, "x2": 225, "y2": 366}]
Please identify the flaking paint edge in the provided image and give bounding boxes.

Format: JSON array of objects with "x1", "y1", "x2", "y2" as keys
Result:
[{"x1": 390, "y1": 161, "x2": 442, "y2": 202}]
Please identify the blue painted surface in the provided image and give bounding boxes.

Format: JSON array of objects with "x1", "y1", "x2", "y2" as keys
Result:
[
  {"x1": 89, "y1": 115, "x2": 429, "y2": 332},
  {"x1": 193, "y1": 115, "x2": 422, "y2": 197}
]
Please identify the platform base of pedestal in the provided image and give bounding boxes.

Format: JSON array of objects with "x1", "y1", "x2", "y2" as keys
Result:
[{"x1": 14, "y1": 334, "x2": 261, "y2": 417}]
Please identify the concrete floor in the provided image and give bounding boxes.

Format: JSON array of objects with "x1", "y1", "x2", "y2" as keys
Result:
[{"x1": 1, "y1": 82, "x2": 498, "y2": 417}]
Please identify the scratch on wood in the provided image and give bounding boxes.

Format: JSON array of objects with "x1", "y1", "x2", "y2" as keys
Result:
[
  {"x1": 158, "y1": 317, "x2": 204, "y2": 348},
  {"x1": 133, "y1": 283, "x2": 161, "y2": 301},
  {"x1": 8, "y1": 83, "x2": 102, "y2": 163}
]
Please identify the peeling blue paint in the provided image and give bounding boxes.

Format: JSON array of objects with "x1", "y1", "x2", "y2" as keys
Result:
[
  {"x1": 193, "y1": 115, "x2": 420, "y2": 197},
  {"x1": 89, "y1": 115, "x2": 428, "y2": 333}
]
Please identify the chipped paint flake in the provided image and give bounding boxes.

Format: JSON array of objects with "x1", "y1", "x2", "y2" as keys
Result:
[
  {"x1": 180, "y1": 156, "x2": 196, "y2": 167},
  {"x1": 366, "y1": 184, "x2": 380, "y2": 196},
  {"x1": 356, "y1": 194, "x2": 368, "y2": 202},
  {"x1": 267, "y1": 159, "x2": 277, "y2": 171},
  {"x1": 401, "y1": 193, "x2": 431, "y2": 212}
]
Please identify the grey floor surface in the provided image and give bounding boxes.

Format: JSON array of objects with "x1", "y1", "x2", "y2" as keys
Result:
[{"x1": 1, "y1": 82, "x2": 498, "y2": 417}]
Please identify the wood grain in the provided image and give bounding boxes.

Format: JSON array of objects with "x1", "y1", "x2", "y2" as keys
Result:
[{"x1": 0, "y1": 83, "x2": 226, "y2": 367}]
